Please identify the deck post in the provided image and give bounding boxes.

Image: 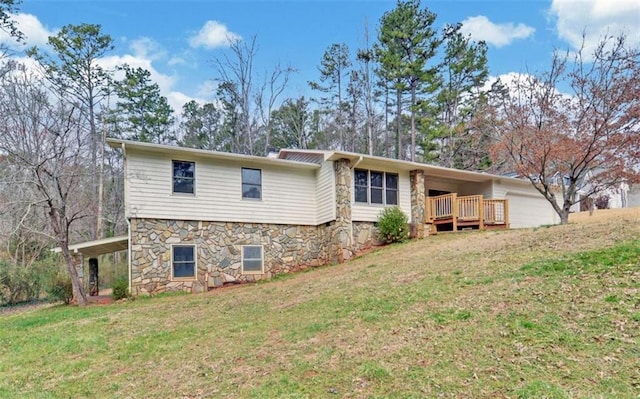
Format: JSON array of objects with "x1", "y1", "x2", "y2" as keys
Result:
[
  {"x1": 452, "y1": 193, "x2": 458, "y2": 231},
  {"x1": 504, "y1": 199, "x2": 510, "y2": 229},
  {"x1": 479, "y1": 197, "x2": 485, "y2": 230}
]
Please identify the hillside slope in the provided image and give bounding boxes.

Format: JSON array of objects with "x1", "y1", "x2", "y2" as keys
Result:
[{"x1": 1, "y1": 208, "x2": 639, "y2": 398}]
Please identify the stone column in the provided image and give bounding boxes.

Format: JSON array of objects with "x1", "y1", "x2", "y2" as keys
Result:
[
  {"x1": 73, "y1": 254, "x2": 85, "y2": 290},
  {"x1": 410, "y1": 169, "x2": 426, "y2": 238},
  {"x1": 331, "y1": 158, "x2": 354, "y2": 262}
]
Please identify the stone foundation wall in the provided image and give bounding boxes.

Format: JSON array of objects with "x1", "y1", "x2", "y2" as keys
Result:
[
  {"x1": 352, "y1": 222, "x2": 382, "y2": 252},
  {"x1": 130, "y1": 218, "x2": 331, "y2": 295}
]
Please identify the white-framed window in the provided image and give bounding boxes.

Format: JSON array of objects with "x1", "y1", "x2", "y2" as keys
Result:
[
  {"x1": 172, "y1": 244, "x2": 196, "y2": 279},
  {"x1": 354, "y1": 169, "x2": 398, "y2": 206},
  {"x1": 172, "y1": 160, "x2": 195, "y2": 195},
  {"x1": 242, "y1": 245, "x2": 263, "y2": 274},
  {"x1": 242, "y1": 168, "x2": 262, "y2": 200}
]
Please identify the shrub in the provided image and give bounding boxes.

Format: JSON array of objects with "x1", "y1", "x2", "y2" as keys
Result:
[
  {"x1": 111, "y1": 276, "x2": 129, "y2": 300},
  {"x1": 48, "y1": 275, "x2": 74, "y2": 304},
  {"x1": 0, "y1": 260, "x2": 55, "y2": 305},
  {"x1": 377, "y1": 206, "x2": 409, "y2": 244},
  {"x1": 594, "y1": 195, "x2": 610, "y2": 209}
]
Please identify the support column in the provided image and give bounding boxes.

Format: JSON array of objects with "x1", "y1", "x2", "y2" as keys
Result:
[
  {"x1": 410, "y1": 169, "x2": 426, "y2": 238},
  {"x1": 89, "y1": 258, "x2": 99, "y2": 296},
  {"x1": 73, "y1": 254, "x2": 85, "y2": 291},
  {"x1": 331, "y1": 158, "x2": 354, "y2": 262}
]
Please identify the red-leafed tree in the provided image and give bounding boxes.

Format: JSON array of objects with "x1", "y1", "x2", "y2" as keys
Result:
[{"x1": 489, "y1": 34, "x2": 640, "y2": 224}]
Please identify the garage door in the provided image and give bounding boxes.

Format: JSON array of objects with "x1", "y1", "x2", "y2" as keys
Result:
[{"x1": 506, "y1": 192, "x2": 559, "y2": 228}]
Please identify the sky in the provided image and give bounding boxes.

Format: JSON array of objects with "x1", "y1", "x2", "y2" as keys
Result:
[{"x1": 2, "y1": 0, "x2": 639, "y2": 113}]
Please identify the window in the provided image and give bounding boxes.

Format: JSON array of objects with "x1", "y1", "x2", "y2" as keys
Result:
[
  {"x1": 386, "y1": 173, "x2": 398, "y2": 205},
  {"x1": 242, "y1": 245, "x2": 263, "y2": 273},
  {"x1": 172, "y1": 245, "x2": 196, "y2": 279},
  {"x1": 173, "y1": 160, "x2": 195, "y2": 194},
  {"x1": 370, "y1": 171, "x2": 384, "y2": 204},
  {"x1": 242, "y1": 168, "x2": 262, "y2": 199},
  {"x1": 354, "y1": 169, "x2": 399, "y2": 206},
  {"x1": 354, "y1": 169, "x2": 368, "y2": 203}
]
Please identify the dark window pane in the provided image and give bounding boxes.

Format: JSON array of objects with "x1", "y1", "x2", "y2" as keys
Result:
[
  {"x1": 243, "y1": 246, "x2": 262, "y2": 259},
  {"x1": 173, "y1": 161, "x2": 194, "y2": 178},
  {"x1": 370, "y1": 171, "x2": 383, "y2": 188},
  {"x1": 173, "y1": 178, "x2": 194, "y2": 194},
  {"x1": 386, "y1": 174, "x2": 398, "y2": 190},
  {"x1": 242, "y1": 168, "x2": 261, "y2": 185},
  {"x1": 173, "y1": 262, "x2": 195, "y2": 278},
  {"x1": 172, "y1": 161, "x2": 195, "y2": 194},
  {"x1": 242, "y1": 168, "x2": 261, "y2": 199},
  {"x1": 243, "y1": 259, "x2": 262, "y2": 272},
  {"x1": 355, "y1": 186, "x2": 368, "y2": 203},
  {"x1": 242, "y1": 184, "x2": 261, "y2": 199},
  {"x1": 371, "y1": 188, "x2": 383, "y2": 204},
  {"x1": 354, "y1": 170, "x2": 368, "y2": 186},
  {"x1": 173, "y1": 246, "x2": 194, "y2": 262},
  {"x1": 386, "y1": 189, "x2": 398, "y2": 205}
]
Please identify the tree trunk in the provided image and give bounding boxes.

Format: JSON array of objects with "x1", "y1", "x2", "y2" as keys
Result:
[
  {"x1": 60, "y1": 244, "x2": 87, "y2": 306},
  {"x1": 396, "y1": 87, "x2": 402, "y2": 160},
  {"x1": 410, "y1": 84, "x2": 416, "y2": 162}
]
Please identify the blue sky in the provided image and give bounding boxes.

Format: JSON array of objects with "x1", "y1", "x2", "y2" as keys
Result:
[{"x1": 2, "y1": 0, "x2": 639, "y2": 112}]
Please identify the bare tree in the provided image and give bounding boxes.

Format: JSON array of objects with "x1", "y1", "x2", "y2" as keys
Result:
[
  {"x1": 0, "y1": 65, "x2": 93, "y2": 305},
  {"x1": 490, "y1": 34, "x2": 640, "y2": 224},
  {"x1": 28, "y1": 23, "x2": 114, "y2": 240}
]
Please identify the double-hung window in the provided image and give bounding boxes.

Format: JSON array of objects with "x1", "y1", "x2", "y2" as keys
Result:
[
  {"x1": 242, "y1": 245, "x2": 263, "y2": 274},
  {"x1": 242, "y1": 168, "x2": 262, "y2": 199},
  {"x1": 354, "y1": 169, "x2": 398, "y2": 206},
  {"x1": 172, "y1": 160, "x2": 195, "y2": 194},
  {"x1": 172, "y1": 245, "x2": 196, "y2": 279}
]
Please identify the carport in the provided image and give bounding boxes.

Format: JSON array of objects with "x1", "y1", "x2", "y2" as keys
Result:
[{"x1": 52, "y1": 236, "x2": 129, "y2": 296}]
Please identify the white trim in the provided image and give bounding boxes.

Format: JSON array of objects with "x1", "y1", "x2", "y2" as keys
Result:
[
  {"x1": 241, "y1": 245, "x2": 264, "y2": 275},
  {"x1": 171, "y1": 244, "x2": 197, "y2": 281}
]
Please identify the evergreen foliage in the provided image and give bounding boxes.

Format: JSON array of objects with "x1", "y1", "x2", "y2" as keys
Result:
[{"x1": 377, "y1": 207, "x2": 410, "y2": 244}]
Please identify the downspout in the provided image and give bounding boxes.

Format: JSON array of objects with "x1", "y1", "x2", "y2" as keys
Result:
[{"x1": 121, "y1": 142, "x2": 132, "y2": 295}]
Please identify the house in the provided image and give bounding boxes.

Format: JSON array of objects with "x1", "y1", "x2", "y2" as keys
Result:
[
  {"x1": 568, "y1": 168, "x2": 639, "y2": 211},
  {"x1": 63, "y1": 139, "x2": 560, "y2": 296}
]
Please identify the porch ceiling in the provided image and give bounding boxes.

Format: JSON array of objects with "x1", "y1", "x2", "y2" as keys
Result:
[{"x1": 52, "y1": 235, "x2": 128, "y2": 258}]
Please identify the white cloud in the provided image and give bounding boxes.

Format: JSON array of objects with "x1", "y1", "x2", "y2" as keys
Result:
[
  {"x1": 550, "y1": 0, "x2": 640, "y2": 56},
  {"x1": 0, "y1": 13, "x2": 56, "y2": 48},
  {"x1": 189, "y1": 20, "x2": 241, "y2": 49},
  {"x1": 168, "y1": 56, "x2": 186, "y2": 66},
  {"x1": 129, "y1": 37, "x2": 166, "y2": 61},
  {"x1": 460, "y1": 16, "x2": 535, "y2": 47}
]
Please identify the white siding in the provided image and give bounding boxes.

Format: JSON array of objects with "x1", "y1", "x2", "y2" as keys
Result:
[
  {"x1": 352, "y1": 164, "x2": 411, "y2": 222},
  {"x1": 425, "y1": 177, "x2": 460, "y2": 194},
  {"x1": 316, "y1": 161, "x2": 336, "y2": 224},
  {"x1": 125, "y1": 149, "x2": 318, "y2": 225},
  {"x1": 493, "y1": 180, "x2": 559, "y2": 228}
]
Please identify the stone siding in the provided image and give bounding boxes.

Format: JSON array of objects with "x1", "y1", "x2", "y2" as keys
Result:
[
  {"x1": 130, "y1": 218, "x2": 330, "y2": 295},
  {"x1": 352, "y1": 222, "x2": 382, "y2": 252},
  {"x1": 410, "y1": 169, "x2": 427, "y2": 238},
  {"x1": 329, "y1": 158, "x2": 354, "y2": 262}
]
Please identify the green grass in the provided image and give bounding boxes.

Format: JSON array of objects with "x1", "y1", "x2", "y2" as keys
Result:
[{"x1": 1, "y1": 209, "x2": 639, "y2": 398}]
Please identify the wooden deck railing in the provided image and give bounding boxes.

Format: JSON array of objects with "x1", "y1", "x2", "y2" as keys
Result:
[
  {"x1": 426, "y1": 193, "x2": 509, "y2": 230},
  {"x1": 483, "y1": 199, "x2": 508, "y2": 225}
]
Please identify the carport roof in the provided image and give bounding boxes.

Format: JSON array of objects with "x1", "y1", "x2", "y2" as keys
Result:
[{"x1": 52, "y1": 235, "x2": 128, "y2": 258}]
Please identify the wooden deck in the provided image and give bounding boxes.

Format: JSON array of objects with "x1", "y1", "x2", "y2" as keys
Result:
[{"x1": 426, "y1": 193, "x2": 509, "y2": 232}]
